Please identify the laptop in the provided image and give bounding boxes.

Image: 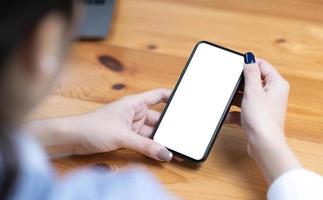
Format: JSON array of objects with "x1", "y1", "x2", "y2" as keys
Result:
[{"x1": 77, "y1": 0, "x2": 115, "y2": 39}]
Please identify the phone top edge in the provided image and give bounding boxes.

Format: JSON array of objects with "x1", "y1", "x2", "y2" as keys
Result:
[{"x1": 196, "y1": 40, "x2": 244, "y2": 57}]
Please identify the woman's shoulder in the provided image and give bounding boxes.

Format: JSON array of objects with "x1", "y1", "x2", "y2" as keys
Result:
[
  {"x1": 9, "y1": 133, "x2": 54, "y2": 200},
  {"x1": 51, "y1": 167, "x2": 177, "y2": 200},
  {"x1": 9, "y1": 133, "x2": 177, "y2": 200}
]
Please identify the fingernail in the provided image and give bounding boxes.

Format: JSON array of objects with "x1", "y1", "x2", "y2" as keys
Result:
[
  {"x1": 244, "y1": 52, "x2": 256, "y2": 64},
  {"x1": 157, "y1": 148, "x2": 173, "y2": 161}
]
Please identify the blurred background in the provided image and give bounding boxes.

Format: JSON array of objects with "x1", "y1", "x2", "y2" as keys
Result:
[{"x1": 33, "y1": 0, "x2": 323, "y2": 199}]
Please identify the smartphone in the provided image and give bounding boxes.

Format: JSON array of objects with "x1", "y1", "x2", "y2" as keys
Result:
[{"x1": 152, "y1": 41, "x2": 244, "y2": 162}]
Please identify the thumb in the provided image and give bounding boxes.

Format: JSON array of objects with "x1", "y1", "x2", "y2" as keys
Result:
[
  {"x1": 123, "y1": 132, "x2": 173, "y2": 162},
  {"x1": 243, "y1": 52, "x2": 262, "y2": 92}
]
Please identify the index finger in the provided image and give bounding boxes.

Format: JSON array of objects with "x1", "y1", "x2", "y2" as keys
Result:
[
  {"x1": 134, "y1": 88, "x2": 172, "y2": 106},
  {"x1": 257, "y1": 58, "x2": 284, "y2": 81}
]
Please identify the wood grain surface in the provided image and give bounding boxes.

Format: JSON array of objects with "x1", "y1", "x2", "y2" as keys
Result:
[{"x1": 31, "y1": 0, "x2": 323, "y2": 199}]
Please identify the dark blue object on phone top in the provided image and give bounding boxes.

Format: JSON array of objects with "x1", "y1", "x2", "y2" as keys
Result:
[{"x1": 244, "y1": 52, "x2": 256, "y2": 64}]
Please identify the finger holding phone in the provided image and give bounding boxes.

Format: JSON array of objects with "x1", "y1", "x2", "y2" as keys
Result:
[{"x1": 227, "y1": 53, "x2": 301, "y2": 184}]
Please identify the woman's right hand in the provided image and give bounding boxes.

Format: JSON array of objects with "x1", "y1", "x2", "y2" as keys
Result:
[
  {"x1": 242, "y1": 58, "x2": 290, "y2": 155},
  {"x1": 226, "y1": 54, "x2": 302, "y2": 184}
]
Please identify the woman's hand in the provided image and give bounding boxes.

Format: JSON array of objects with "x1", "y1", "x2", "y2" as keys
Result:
[
  {"x1": 228, "y1": 57, "x2": 290, "y2": 153},
  {"x1": 27, "y1": 89, "x2": 173, "y2": 162},
  {"x1": 226, "y1": 54, "x2": 302, "y2": 184}
]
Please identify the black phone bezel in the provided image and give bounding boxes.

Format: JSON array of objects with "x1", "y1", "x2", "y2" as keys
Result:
[{"x1": 152, "y1": 40, "x2": 244, "y2": 162}]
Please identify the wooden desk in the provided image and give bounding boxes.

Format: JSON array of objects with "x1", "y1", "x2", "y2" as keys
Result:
[{"x1": 31, "y1": 0, "x2": 323, "y2": 199}]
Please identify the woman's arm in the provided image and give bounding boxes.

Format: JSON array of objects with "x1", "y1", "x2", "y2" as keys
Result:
[
  {"x1": 227, "y1": 54, "x2": 323, "y2": 199},
  {"x1": 226, "y1": 53, "x2": 302, "y2": 184},
  {"x1": 242, "y1": 56, "x2": 302, "y2": 184},
  {"x1": 227, "y1": 55, "x2": 302, "y2": 183},
  {"x1": 25, "y1": 89, "x2": 173, "y2": 161},
  {"x1": 25, "y1": 116, "x2": 82, "y2": 156}
]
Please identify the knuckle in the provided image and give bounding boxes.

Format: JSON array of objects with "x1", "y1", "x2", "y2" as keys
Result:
[
  {"x1": 121, "y1": 95, "x2": 131, "y2": 101},
  {"x1": 144, "y1": 141, "x2": 155, "y2": 156},
  {"x1": 121, "y1": 95, "x2": 138, "y2": 105},
  {"x1": 244, "y1": 87, "x2": 263, "y2": 98},
  {"x1": 156, "y1": 88, "x2": 169, "y2": 96},
  {"x1": 244, "y1": 68, "x2": 260, "y2": 79},
  {"x1": 285, "y1": 83, "x2": 290, "y2": 92},
  {"x1": 280, "y1": 79, "x2": 290, "y2": 91},
  {"x1": 244, "y1": 65, "x2": 257, "y2": 74},
  {"x1": 115, "y1": 136, "x2": 126, "y2": 148},
  {"x1": 245, "y1": 83, "x2": 261, "y2": 93},
  {"x1": 155, "y1": 88, "x2": 166, "y2": 92}
]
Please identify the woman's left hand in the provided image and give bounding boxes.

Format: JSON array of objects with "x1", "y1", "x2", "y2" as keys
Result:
[{"x1": 27, "y1": 89, "x2": 173, "y2": 162}]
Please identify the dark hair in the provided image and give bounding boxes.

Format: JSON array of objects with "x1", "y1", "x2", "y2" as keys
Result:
[
  {"x1": 0, "y1": 1, "x2": 74, "y2": 70},
  {"x1": 0, "y1": 1, "x2": 74, "y2": 198}
]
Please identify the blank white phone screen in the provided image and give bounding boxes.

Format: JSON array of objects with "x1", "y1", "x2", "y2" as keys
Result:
[{"x1": 153, "y1": 42, "x2": 244, "y2": 160}]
